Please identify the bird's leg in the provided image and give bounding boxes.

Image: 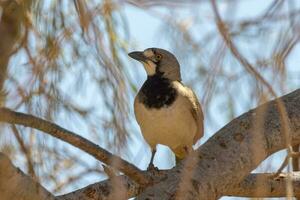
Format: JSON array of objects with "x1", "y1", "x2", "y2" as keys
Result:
[
  {"x1": 175, "y1": 146, "x2": 189, "y2": 165},
  {"x1": 147, "y1": 148, "x2": 157, "y2": 171},
  {"x1": 175, "y1": 156, "x2": 183, "y2": 165}
]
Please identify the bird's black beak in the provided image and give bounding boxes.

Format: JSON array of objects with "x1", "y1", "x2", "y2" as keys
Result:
[{"x1": 128, "y1": 51, "x2": 147, "y2": 62}]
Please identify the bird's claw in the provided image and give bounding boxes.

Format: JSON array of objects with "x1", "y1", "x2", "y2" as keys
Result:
[{"x1": 147, "y1": 163, "x2": 158, "y2": 171}]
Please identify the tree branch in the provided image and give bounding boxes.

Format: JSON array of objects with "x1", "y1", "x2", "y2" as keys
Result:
[
  {"x1": 58, "y1": 172, "x2": 300, "y2": 199},
  {"x1": 0, "y1": 107, "x2": 151, "y2": 186},
  {"x1": 228, "y1": 172, "x2": 300, "y2": 197},
  {"x1": 3, "y1": 150, "x2": 300, "y2": 200},
  {"x1": 57, "y1": 175, "x2": 141, "y2": 200}
]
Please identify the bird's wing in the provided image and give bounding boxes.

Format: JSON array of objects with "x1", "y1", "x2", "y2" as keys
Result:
[
  {"x1": 189, "y1": 89, "x2": 204, "y2": 144},
  {"x1": 133, "y1": 93, "x2": 142, "y2": 125},
  {"x1": 175, "y1": 82, "x2": 204, "y2": 144}
]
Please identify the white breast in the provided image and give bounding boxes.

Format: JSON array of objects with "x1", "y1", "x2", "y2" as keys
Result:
[{"x1": 134, "y1": 87, "x2": 197, "y2": 152}]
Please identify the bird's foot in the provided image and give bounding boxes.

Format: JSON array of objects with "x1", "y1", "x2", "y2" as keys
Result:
[{"x1": 147, "y1": 163, "x2": 158, "y2": 172}]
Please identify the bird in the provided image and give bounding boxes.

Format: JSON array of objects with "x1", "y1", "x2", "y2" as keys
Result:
[{"x1": 128, "y1": 48, "x2": 204, "y2": 169}]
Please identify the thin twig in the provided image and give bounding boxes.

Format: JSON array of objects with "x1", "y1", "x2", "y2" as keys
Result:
[{"x1": 11, "y1": 125, "x2": 36, "y2": 178}]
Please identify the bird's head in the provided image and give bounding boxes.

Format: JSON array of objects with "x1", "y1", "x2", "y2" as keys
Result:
[{"x1": 128, "y1": 48, "x2": 181, "y2": 81}]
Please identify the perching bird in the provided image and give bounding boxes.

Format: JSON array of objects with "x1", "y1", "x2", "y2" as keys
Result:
[{"x1": 129, "y1": 48, "x2": 204, "y2": 168}]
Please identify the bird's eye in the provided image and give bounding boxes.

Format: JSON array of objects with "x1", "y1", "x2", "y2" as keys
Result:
[{"x1": 155, "y1": 54, "x2": 162, "y2": 61}]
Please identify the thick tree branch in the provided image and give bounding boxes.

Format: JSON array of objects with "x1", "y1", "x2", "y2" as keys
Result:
[
  {"x1": 57, "y1": 175, "x2": 141, "y2": 200},
  {"x1": 136, "y1": 89, "x2": 300, "y2": 199},
  {"x1": 0, "y1": 107, "x2": 151, "y2": 186},
  {"x1": 228, "y1": 172, "x2": 300, "y2": 197},
  {"x1": 58, "y1": 172, "x2": 300, "y2": 199},
  {"x1": 3, "y1": 150, "x2": 300, "y2": 200}
]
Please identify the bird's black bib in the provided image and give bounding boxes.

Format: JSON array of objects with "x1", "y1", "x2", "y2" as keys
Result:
[{"x1": 139, "y1": 74, "x2": 177, "y2": 109}]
